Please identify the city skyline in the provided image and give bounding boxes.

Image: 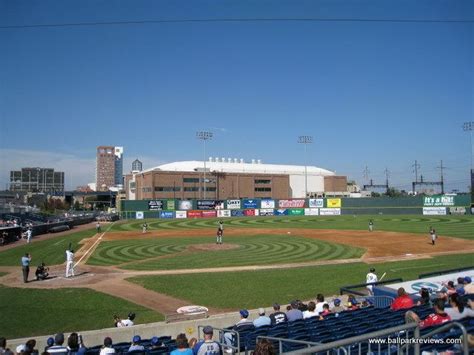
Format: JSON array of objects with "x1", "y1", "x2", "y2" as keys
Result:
[{"x1": 1, "y1": 0, "x2": 472, "y2": 192}]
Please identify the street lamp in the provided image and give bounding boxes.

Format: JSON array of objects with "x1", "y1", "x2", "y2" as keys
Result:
[
  {"x1": 298, "y1": 135, "x2": 313, "y2": 198},
  {"x1": 196, "y1": 131, "x2": 213, "y2": 199},
  {"x1": 463, "y1": 122, "x2": 474, "y2": 193}
]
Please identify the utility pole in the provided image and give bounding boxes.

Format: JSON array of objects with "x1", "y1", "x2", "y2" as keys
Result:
[
  {"x1": 436, "y1": 160, "x2": 445, "y2": 194},
  {"x1": 463, "y1": 122, "x2": 473, "y2": 194},
  {"x1": 363, "y1": 166, "x2": 370, "y2": 182},
  {"x1": 384, "y1": 168, "x2": 390, "y2": 193},
  {"x1": 412, "y1": 160, "x2": 420, "y2": 183}
]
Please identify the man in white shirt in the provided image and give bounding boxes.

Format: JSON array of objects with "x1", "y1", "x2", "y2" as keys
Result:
[
  {"x1": 99, "y1": 337, "x2": 115, "y2": 355},
  {"x1": 120, "y1": 312, "x2": 135, "y2": 326},
  {"x1": 65, "y1": 249, "x2": 75, "y2": 278},
  {"x1": 366, "y1": 268, "x2": 378, "y2": 295}
]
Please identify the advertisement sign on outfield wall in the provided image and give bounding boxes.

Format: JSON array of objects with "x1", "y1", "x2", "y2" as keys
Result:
[
  {"x1": 175, "y1": 211, "x2": 187, "y2": 219},
  {"x1": 288, "y1": 208, "x2": 304, "y2": 216},
  {"x1": 423, "y1": 195, "x2": 455, "y2": 207},
  {"x1": 261, "y1": 199, "x2": 275, "y2": 208},
  {"x1": 188, "y1": 210, "x2": 202, "y2": 218},
  {"x1": 308, "y1": 199, "x2": 324, "y2": 208},
  {"x1": 148, "y1": 200, "x2": 164, "y2": 210},
  {"x1": 202, "y1": 210, "x2": 218, "y2": 218},
  {"x1": 422, "y1": 207, "x2": 447, "y2": 215},
  {"x1": 274, "y1": 209, "x2": 288, "y2": 216},
  {"x1": 167, "y1": 200, "x2": 176, "y2": 210},
  {"x1": 279, "y1": 199, "x2": 305, "y2": 208},
  {"x1": 326, "y1": 199, "x2": 341, "y2": 208},
  {"x1": 231, "y1": 210, "x2": 245, "y2": 217},
  {"x1": 217, "y1": 210, "x2": 231, "y2": 217},
  {"x1": 260, "y1": 208, "x2": 274, "y2": 216},
  {"x1": 449, "y1": 207, "x2": 466, "y2": 215},
  {"x1": 197, "y1": 200, "x2": 224, "y2": 210},
  {"x1": 320, "y1": 208, "x2": 341, "y2": 216},
  {"x1": 243, "y1": 199, "x2": 259, "y2": 209},
  {"x1": 226, "y1": 200, "x2": 241, "y2": 209},
  {"x1": 178, "y1": 200, "x2": 193, "y2": 210},
  {"x1": 160, "y1": 211, "x2": 175, "y2": 219},
  {"x1": 136, "y1": 211, "x2": 144, "y2": 219},
  {"x1": 244, "y1": 209, "x2": 257, "y2": 216},
  {"x1": 304, "y1": 208, "x2": 319, "y2": 216}
]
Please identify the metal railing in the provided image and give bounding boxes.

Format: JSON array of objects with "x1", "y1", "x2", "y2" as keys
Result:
[
  {"x1": 256, "y1": 335, "x2": 321, "y2": 354},
  {"x1": 263, "y1": 323, "x2": 420, "y2": 355},
  {"x1": 339, "y1": 278, "x2": 403, "y2": 296}
]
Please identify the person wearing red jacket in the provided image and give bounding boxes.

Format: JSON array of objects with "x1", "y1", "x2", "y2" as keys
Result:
[
  {"x1": 405, "y1": 299, "x2": 451, "y2": 329},
  {"x1": 391, "y1": 287, "x2": 415, "y2": 311}
]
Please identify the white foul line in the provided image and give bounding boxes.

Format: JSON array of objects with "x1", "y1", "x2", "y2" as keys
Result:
[{"x1": 74, "y1": 221, "x2": 115, "y2": 267}]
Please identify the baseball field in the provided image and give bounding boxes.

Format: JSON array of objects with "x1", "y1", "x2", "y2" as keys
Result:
[{"x1": 1, "y1": 214, "x2": 473, "y2": 339}]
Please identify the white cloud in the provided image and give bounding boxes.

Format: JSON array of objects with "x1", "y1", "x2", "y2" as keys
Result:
[{"x1": 0, "y1": 149, "x2": 166, "y2": 190}]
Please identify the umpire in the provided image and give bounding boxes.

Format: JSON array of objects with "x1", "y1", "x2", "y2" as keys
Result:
[{"x1": 21, "y1": 253, "x2": 31, "y2": 283}]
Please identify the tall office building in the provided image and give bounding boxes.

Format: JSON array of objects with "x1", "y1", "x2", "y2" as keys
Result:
[
  {"x1": 132, "y1": 159, "x2": 143, "y2": 173},
  {"x1": 10, "y1": 168, "x2": 65, "y2": 194},
  {"x1": 96, "y1": 146, "x2": 124, "y2": 191}
]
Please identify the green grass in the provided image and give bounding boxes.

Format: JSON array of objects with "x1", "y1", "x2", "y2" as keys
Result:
[
  {"x1": 128, "y1": 253, "x2": 474, "y2": 309},
  {"x1": 0, "y1": 285, "x2": 164, "y2": 339},
  {"x1": 87, "y1": 234, "x2": 364, "y2": 270},
  {"x1": 0, "y1": 229, "x2": 97, "y2": 267},
  {"x1": 110, "y1": 215, "x2": 474, "y2": 239}
]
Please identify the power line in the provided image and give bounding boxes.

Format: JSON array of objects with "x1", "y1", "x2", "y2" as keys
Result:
[{"x1": 1, "y1": 17, "x2": 473, "y2": 30}]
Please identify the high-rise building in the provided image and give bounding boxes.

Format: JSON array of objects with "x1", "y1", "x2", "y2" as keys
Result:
[
  {"x1": 132, "y1": 159, "x2": 143, "y2": 173},
  {"x1": 96, "y1": 146, "x2": 124, "y2": 191},
  {"x1": 10, "y1": 168, "x2": 65, "y2": 194}
]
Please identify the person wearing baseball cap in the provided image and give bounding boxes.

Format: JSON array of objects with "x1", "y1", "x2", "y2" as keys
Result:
[
  {"x1": 47, "y1": 334, "x2": 67, "y2": 354},
  {"x1": 253, "y1": 308, "x2": 271, "y2": 328},
  {"x1": 128, "y1": 335, "x2": 144, "y2": 352},
  {"x1": 464, "y1": 276, "x2": 474, "y2": 294},
  {"x1": 193, "y1": 326, "x2": 221, "y2": 355},
  {"x1": 223, "y1": 310, "x2": 255, "y2": 350}
]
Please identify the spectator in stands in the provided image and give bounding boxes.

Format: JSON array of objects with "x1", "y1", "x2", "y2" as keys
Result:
[
  {"x1": 223, "y1": 310, "x2": 254, "y2": 349},
  {"x1": 193, "y1": 326, "x2": 221, "y2": 355},
  {"x1": 296, "y1": 300, "x2": 307, "y2": 312},
  {"x1": 442, "y1": 280, "x2": 457, "y2": 295},
  {"x1": 405, "y1": 299, "x2": 451, "y2": 329},
  {"x1": 148, "y1": 337, "x2": 162, "y2": 350},
  {"x1": 253, "y1": 308, "x2": 271, "y2": 328},
  {"x1": 128, "y1": 336, "x2": 144, "y2": 352},
  {"x1": 315, "y1": 294, "x2": 328, "y2": 315},
  {"x1": 302, "y1": 301, "x2": 318, "y2": 319},
  {"x1": 416, "y1": 288, "x2": 431, "y2": 306},
  {"x1": 445, "y1": 293, "x2": 474, "y2": 320},
  {"x1": 320, "y1": 303, "x2": 332, "y2": 316},
  {"x1": 345, "y1": 295, "x2": 359, "y2": 311},
  {"x1": 67, "y1": 333, "x2": 82, "y2": 353},
  {"x1": 286, "y1": 301, "x2": 303, "y2": 322},
  {"x1": 171, "y1": 334, "x2": 192, "y2": 355},
  {"x1": 269, "y1": 303, "x2": 287, "y2": 325},
  {"x1": 47, "y1": 333, "x2": 68, "y2": 353},
  {"x1": 391, "y1": 287, "x2": 415, "y2": 311},
  {"x1": 252, "y1": 338, "x2": 275, "y2": 355},
  {"x1": 23, "y1": 340, "x2": 37, "y2": 354},
  {"x1": 99, "y1": 337, "x2": 115, "y2": 355},
  {"x1": 0, "y1": 337, "x2": 7, "y2": 355},
  {"x1": 331, "y1": 298, "x2": 345, "y2": 313},
  {"x1": 15, "y1": 344, "x2": 25, "y2": 354},
  {"x1": 44, "y1": 338, "x2": 54, "y2": 352},
  {"x1": 463, "y1": 276, "x2": 474, "y2": 294}
]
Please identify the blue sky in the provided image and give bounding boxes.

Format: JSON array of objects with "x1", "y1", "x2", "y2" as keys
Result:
[{"x1": 0, "y1": 0, "x2": 473, "y2": 191}]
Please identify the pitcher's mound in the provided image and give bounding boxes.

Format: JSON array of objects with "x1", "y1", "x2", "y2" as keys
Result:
[{"x1": 188, "y1": 243, "x2": 240, "y2": 252}]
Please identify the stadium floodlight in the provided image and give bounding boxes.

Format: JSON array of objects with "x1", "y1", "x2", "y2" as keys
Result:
[
  {"x1": 298, "y1": 135, "x2": 313, "y2": 198},
  {"x1": 196, "y1": 131, "x2": 213, "y2": 199},
  {"x1": 463, "y1": 122, "x2": 474, "y2": 192}
]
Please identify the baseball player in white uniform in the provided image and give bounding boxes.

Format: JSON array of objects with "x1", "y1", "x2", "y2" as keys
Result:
[
  {"x1": 366, "y1": 268, "x2": 378, "y2": 295},
  {"x1": 26, "y1": 229, "x2": 32, "y2": 243},
  {"x1": 65, "y1": 249, "x2": 75, "y2": 278}
]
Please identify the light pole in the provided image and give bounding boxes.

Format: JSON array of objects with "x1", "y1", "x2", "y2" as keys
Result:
[
  {"x1": 463, "y1": 121, "x2": 474, "y2": 193},
  {"x1": 196, "y1": 131, "x2": 213, "y2": 199},
  {"x1": 298, "y1": 135, "x2": 313, "y2": 198}
]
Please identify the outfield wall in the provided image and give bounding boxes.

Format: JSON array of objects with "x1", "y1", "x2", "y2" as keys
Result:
[{"x1": 119, "y1": 195, "x2": 473, "y2": 219}]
